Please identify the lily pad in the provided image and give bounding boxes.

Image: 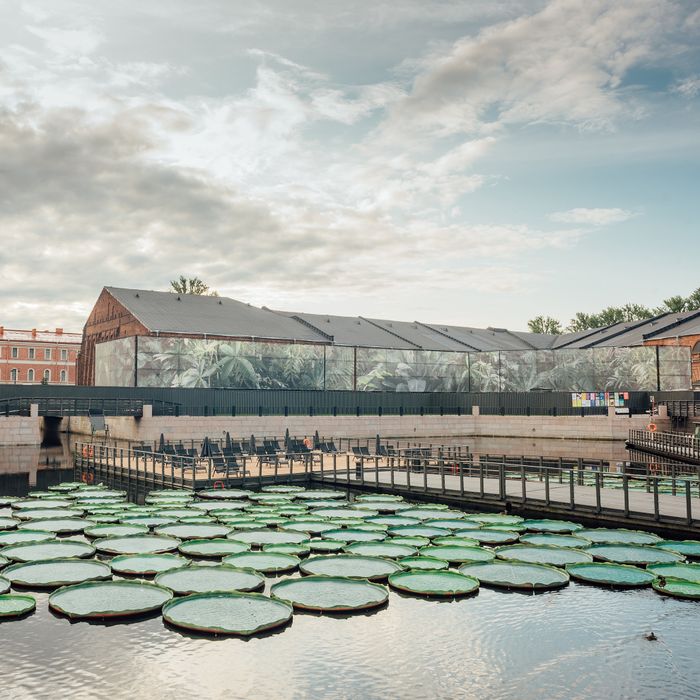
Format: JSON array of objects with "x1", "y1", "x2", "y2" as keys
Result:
[
  {"x1": 271, "y1": 576, "x2": 388, "y2": 612},
  {"x1": 0, "y1": 594, "x2": 36, "y2": 619},
  {"x1": 49, "y1": 580, "x2": 173, "y2": 619},
  {"x1": 655, "y1": 541, "x2": 700, "y2": 558},
  {"x1": 3, "y1": 558, "x2": 112, "y2": 588},
  {"x1": 196, "y1": 489, "x2": 253, "y2": 500},
  {"x1": 2, "y1": 540, "x2": 96, "y2": 562},
  {"x1": 585, "y1": 544, "x2": 684, "y2": 566},
  {"x1": 300, "y1": 554, "x2": 402, "y2": 581},
  {"x1": 652, "y1": 577, "x2": 700, "y2": 600},
  {"x1": 154, "y1": 524, "x2": 231, "y2": 540},
  {"x1": 387, "y1": 526, "x2": 450, "y2": 539},
  {"x1": 110, "y1": 553, "x2": 191, "y2": 576},
  {"x1": 519, "y1": 533, "x2": 591, "y2": 548},
  {"x1": 262, "y1": 543, "x2": 311, "y2": 557},
  {"x1": 398, "y1": 556, "x2": 449, "y2": 571},
  {"x1": 0, "y1": 577, "x2": 9, "y2": 594},
  {"x1": 84, "y1": 524, "x2": 150, "y2": 539},
  {"x1": 646, "y1": 563, "x2": 700, "y2": 584},
  {"x1": 155, "y1": 565, "x2": 264, "y2": 595},
  {"x1": 578, "y1": 529, "x2": 661, "y2": 545},
  {"x1": 222, "y1": 551, "x2": 300, "y2": 574},
  {"x1": 453, "y1": 529, "x2": 519, "y2": 545},
  {"x1": 93, "y1": 535, "x2": 181, "y2": 556},
  {"x1": 388, "y1": 570, "x2": 479, "y2": 597},
  {"x1": 321, "y1": 529, "x2": 386, "y2": 543},
  {"x1": 419, "y1": 545, "x2": 495, "y2": 564},
  {"x1": 0, "y1": 530, "x2": 55, "y2": 547},
  {"x1": 458, "y1": 561, "x2": 570, "y2": 590},
  {"x1": 18, "y1": 518, "x2": 94, "y2": 534},
  {"x1": 308, "y1": 539, "x2": 346, "y2": 553},
  {"x1": 343, "y1": 542, "x2": 417, "y2": 559},
  {"x1": 566, "y1": 562, "x2": 655, "y2": 587},
  {"x1": 495, "y1": 545, "x2": 593, "y2": 567},
  {"x1": 522, "y1": 519, "x2": 583, "y2": 533},
  {"x1": 225, "y1": 530, "x2": 309, "y2": 547},
  {"x1": 178, "y1": 539, "x2": 250, "y2": 558}
]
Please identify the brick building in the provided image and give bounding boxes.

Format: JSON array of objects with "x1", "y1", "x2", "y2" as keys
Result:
[
  {"x1": 0, "y1": 327, "x2": 82, "y2": 385},
  {"x1": 642, "y1": 315, "x2": 700, "y2": 387}
]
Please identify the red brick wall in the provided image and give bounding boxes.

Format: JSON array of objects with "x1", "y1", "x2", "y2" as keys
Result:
[
  {"x1": 76, "y1": 288, "x2": 150, "y2": 385},
  {"x1": 0, "y1": 340, "x2": 80, "y2": 384},
  {"x1": 645, "y1": 335, "x2": 700, "y2": 386}
]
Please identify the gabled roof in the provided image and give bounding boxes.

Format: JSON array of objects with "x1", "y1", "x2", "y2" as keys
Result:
[{"x1": 105, "y1": 287, "x2": 327, "y2": 343}]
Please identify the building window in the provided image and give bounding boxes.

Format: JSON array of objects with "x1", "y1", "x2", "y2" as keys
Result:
[
  {"x1": 60, "y1": 370, "x2": 67, "y2": 383},
  {"x1": 11, "y1": 347, "x2": 18, "y2": 359},
  {"x1": 61, "y1": 348, "x2": 68, "y2": 361},
  {"x1": 43, "y1": 369, "x2": 50, "y2": 383},
  {"x1": 44, "y1": 348, "x2": 51, "y2": 360},
  {"x1": 29, "y1": 348, "x2": 35, "y2": 359},
  {"x1": 10, "y1": 368, "x2": 18, "y2": 382},
  {"x1": 28, "y1": 369, "x2": 34, "y2": 382}
]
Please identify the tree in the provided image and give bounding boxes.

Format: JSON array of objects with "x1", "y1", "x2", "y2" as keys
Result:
[
  {"x1": 170, "y1": 276, "x2": 218, "y2": 296},
  {"x1": 655, "y1": 295, "x2": 689, "y2": 314},
  {"x1": 567, "y1": 303, "x2": 653, "y2": 332},
  {"x1": 527, "y1": 316, "x2": 562, "y2": 335},
  {"x1": 686, "y1": 287, "x2": 700, "y2": 311}
]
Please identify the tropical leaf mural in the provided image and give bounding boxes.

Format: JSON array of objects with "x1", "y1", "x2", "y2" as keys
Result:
[{"x1": 93, "y1": 337, "x2": 691, "y2": 391}]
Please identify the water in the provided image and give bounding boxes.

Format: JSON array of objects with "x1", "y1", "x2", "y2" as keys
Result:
[
  {"x1": 1, "y1": 573, "x2": 699, "y2": 699},
  {"x1": 1, "y1": 437, "x2": 700, "y2": 699}
]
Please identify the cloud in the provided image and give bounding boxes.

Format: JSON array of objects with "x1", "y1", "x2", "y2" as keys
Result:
[
  {"x1": 674, "y1": 76, "x2": 700, "y2": 98},
  {"x1": 548, "y1": 208, "x2": 637, "y2": 226}
]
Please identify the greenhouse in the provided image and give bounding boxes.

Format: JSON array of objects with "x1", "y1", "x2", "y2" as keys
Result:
[{"x1": 82, "y1": 287, "x2": 691, "y2": 392}]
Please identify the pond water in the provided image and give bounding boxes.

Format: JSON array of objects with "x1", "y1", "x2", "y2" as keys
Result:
[
  {"x1": 1, "y1": 441, "x2": 699, "y2": 699},
  {"x1": 2, "y1": 569, "x2": 699, "y2": 699}
]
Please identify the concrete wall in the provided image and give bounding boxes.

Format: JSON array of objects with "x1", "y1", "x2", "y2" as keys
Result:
[
  {"x1": 0, "y1": 415, "x2": 41, "y2": 446},
  {"x1": 65, "y1": 410, "x2": 668, "y2": 444}
]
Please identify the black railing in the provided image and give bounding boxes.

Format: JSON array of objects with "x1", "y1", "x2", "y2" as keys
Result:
[{"x1": 0, "y1": 396, "x2": 179, "y2": 417}]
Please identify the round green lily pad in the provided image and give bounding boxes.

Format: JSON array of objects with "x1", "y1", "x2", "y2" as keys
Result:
[
  {"x1": 388, "y1": 570, "x2": 479, "y2": 597},
  {"x1": 519, "y1": 533, "x2": 591, "y2": 548},
  {"x1": 522, "y1": 519, "x2": 583, "y2": 533},
  {"x1": 49, "y1": 580, "x2": 173, "y2": 619},
  {"x1": 18, "y1": 518, "x2": 94, "y2": 534},
  {"x1": 566, "y1": 562, "x2": 655, "y2": 587},
  {"x1": 578, "y1": 529, "x2": 661, "y2": 545},
  {"x1": 419, "y1": 545, "x2": 495, "y2": 564},
  {"x1": 154, "y1": 524, "x2": 231, "y2": 540},
  {"x1": 15, "y1": 509, "x2": 83, "y2": 521},
  {"x1": 194, "y1": 501, "x2": 248, "y2": 512},
  {"x1": 495, "y1": 545, "x2": 593, "y2": 567},
  {"x1": 343, "y1": 542, "x2": 417, "y2": 559},
  {"x1": 0, "y1": 556, "x2": 7, "y2": 569},
  {"x1": 301, "y1": 491, "x2": 346, "y2": 500},
  {"x1": 271, "y1": 576, "x2": 388, "y2": 612},
  {"x1": 585, "y1": 544, "x2": 684, "y2": 566},
  {"x1": 311, "y1": 508, "x2": 373, "y2": 519},
  {"x1": 0, "y1": 530, "x2": 54, "y2": 547},
  {"x1": 652, "y1": 577, "x2": 700, "y2": 600},
  {"x1": 366, "y1": 516, "x2": 420, "y2": 527},
  {"x1": 163, "y1": 592, "x2": 293, "y2": 635},
  {"x1": 13, "y1": 499, "x2": 73, "y2": 510},
  {"x1": 388, "y1": 536, "x2": 431, "y2": 547},
  {"x1": 300, "y1": 554, "x2": 402, "y2": 581},
  {"x1": 655, "y1": 541, "x2": 700, "y2": 558},
  {"x1": 222, "y1": 551, "x2": 300, "y2": 574},
  {"x1": 453, "y1": 529, "x2": 520, "y2": 544},
  {"x1": 308, "y1": 539, "x2": 346, "y2": 553},
  {"x1": 84, "y1": 524, "x2": 150, "y2": 539},
  {"x1": 263, "y1": 543, "x2": 311, "y2": 557},
  {"x1": 400, "y1": 508, "x2": 458, "y2": 520},
  {"x1": 0, "y1": 577, "x2": 9, "y2": 594},
  {"x1": 110, "y1": 553, "x2": 191, "y2": 576},
  {"x1": 155, "y1": 565, "x2": 264, "y2": 595},
  {"x1": 3, "y1": 558, "x2": 112, "y2": 588},
  {"x1": 280, "y1": 521, "x2": 337, "y2": 534},
  {"x1": 0, "y1": 594, "x2": 36, "y2": 618},
  {"x1": 262, "y1": 485, "x2": 306, "y2": 493},
  {"x1": 646, "y1": 563, "x2": 700, "y2": 584},
  {"x1": 458, "y1": 561, "x2": 570, "y2": 589},
  {"x1": 470, "y1": 514, "x2": 523, "y2": 526},
  {"x1": 431, "y1": 536, "x2": 480, "y2": 547},
  {"x1": 93, "y1": 535, "x2": 181, "y2": 555},
  {"x1": 178, "y1": 539, "x2": 250, "y2": 558},
  {"x1": 321, "y1": 529, "x2": 386, "y2": 543},
  {"x1": 2, "y1": 540, "x2": 96, "y2": 562},
  {"x1": 398, "y1": 556, "x2": 449, "y2": 571},
  {"x1": 119, "y1": 516, "x2": 180, "y2": 528},
  {"x1": 225, "y1": 529, "x2": 309, "y2": 547}
]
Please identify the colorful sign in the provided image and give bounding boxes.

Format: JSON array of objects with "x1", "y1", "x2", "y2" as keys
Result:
[{"x1": 571, "y1": 391, "x2": 629, "y2": 408}]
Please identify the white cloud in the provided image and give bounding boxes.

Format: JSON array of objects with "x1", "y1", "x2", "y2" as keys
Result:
[
  {"x1": 674, "y1": 76, "x2": 700, "y2": 98},
  {"x1": 548, "y1": 208, "x2": 636, "y2": 226}
]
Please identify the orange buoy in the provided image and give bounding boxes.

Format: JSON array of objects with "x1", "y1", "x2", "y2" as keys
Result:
[
  {"x1": 648, "y1": 423, "x2": 658, "y2": 433},
  {"x1": 213, "y1": 480, "x2": 225, "y2": 489}
]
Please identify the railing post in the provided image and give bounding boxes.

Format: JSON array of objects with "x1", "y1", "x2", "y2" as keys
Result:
[
  {"x1": 569, "y1": 469, "x2": 575, "y2": 510},
  {"x1": 375, "y1": 456, "x2": 379, "y2": 489},
  {"x1": 544, "y1": 468, "x2": 550, "y2": 505},
  {"x1": 499, "y1": 462, "x2": 505, "y2": 500},
  {"x1": 623, "y1": 473, "x2": 629, "y2": 517},
  {"x1": 686, "y1": 481, "x2": 693, "y2": 526},
  {"x1": 521, "y1": 463, "x2": 526, "y2": 503},
  {"x1": 653, "y1": 477, "x2": 660, "y2": 521},
  {"x1": 595, "y1": 471, "x2": 601, "y2": 514}
]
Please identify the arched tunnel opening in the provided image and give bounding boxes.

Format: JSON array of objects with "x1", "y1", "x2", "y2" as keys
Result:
[{"x1": 41, "y1": 416, "x2": 64, "y2": 447}]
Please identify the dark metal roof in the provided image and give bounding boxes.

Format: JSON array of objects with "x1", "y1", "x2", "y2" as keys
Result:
[
  {"x1": 105, "y1": 287, "x2": 327, "y2": 343},
  {"x1": 420, "y1": 323, "x2": 541, "y2": 351}
]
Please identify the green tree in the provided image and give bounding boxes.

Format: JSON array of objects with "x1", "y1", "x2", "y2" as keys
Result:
[
  {"x1": 655, "y1": 295, "x2": 689, "y2": 314},
  {"x1": 527, "y1": 316, "x2": 562, "y2": 334},
  {"x1": 170, "y1": 276, "x2": 218, "y2": 296},
  {"x1": 686, "y1": 287, "x2": 700, "y2": 310}
]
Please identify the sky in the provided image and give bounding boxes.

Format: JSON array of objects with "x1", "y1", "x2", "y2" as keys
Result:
[{"x1": 0, "y1": 0, "x2": 698, "y2": 333}]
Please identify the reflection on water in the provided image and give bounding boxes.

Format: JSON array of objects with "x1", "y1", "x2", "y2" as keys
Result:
[{"x1": 2, "y1": 573, "x2": 699, "y2": 699}]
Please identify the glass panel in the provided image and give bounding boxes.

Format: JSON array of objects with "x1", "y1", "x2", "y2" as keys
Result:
[{"x1": 94, "y1": 337, "x2": 136, "y2": 386}]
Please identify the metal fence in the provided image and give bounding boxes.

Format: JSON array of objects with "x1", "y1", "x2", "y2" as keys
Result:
[{"x1": 0, "y1": 384, "x2": 656, "y2": 418}]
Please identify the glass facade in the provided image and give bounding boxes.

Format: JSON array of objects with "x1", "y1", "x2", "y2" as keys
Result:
[{"x1": 93, "y1": 337, "x2": 692, "y2": 392}]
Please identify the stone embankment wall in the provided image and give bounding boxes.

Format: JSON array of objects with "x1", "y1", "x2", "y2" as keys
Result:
[
  {"x1": 0, "y1": 407, "x2": 41, "y2": 446},
  {"x1": 65, "y1": 408, "x2": 668, "y2": 444}
]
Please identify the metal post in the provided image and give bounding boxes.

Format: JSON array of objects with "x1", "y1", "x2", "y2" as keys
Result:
[
  {"x1": 623, "y1": 474, "x2": 629, "y2": 517},
  {"x1": 544, "y1": 468, "x2": 550, "y2": 505},
  {"x1": 375, "y1": 456, "x2": 379, "y2": 489},
  {"x1": 686, "y1": 481, "x2": 693, "y2": 526},
  {"x1": 595, "y1": 471, "x2": 601, "y2": 514},
  {"x1": 521, "y1": 463, "x2": 526, "y2": 502},
  {"x1": 499, "y1": 462, "x2": 505, "y2": 500},
  {"x1": 653, "y1": 477, "x2": 660, "y2": 521},
  {"x1": 569, "y1": 469, "x2": 575, "y2": 510}
]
